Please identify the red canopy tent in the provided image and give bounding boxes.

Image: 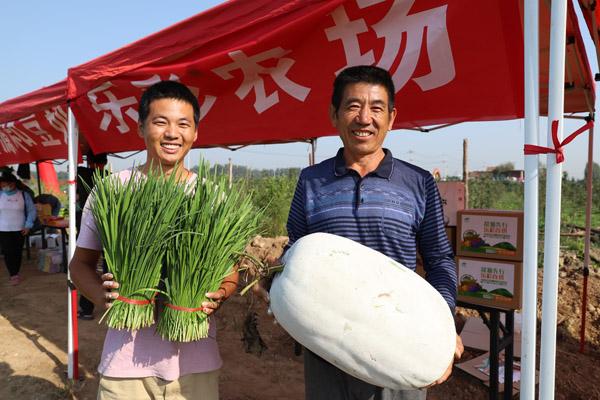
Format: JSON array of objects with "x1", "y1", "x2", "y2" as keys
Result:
[
  {"x1": 65, "y1": 0, "x2": 594, "y2": 156},
  {"x1": 578, "y1": 0, "x2": 600, "y2": 69},
  {"x1": 0, "y1": 80, "x2": 68, "y2": 166},
  {"x1": 541, "y1": 0, "x2": 595, "y2": 113},
  {"x1": 0, "y1": 80, "x2": 68, "y2": 196},
  {"x1": 1, "y1": 1, "x2": 594, "y2": 165},
  {"x1": 0, "y1": 0, "x2": 596, "y2": 394}
]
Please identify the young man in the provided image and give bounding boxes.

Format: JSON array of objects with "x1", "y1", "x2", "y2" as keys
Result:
[
  {"x1": 69, "y1": 81, "x2": 237, "y2": 399},
  {"x1": 285, "y1": 66, "x2": 463, "y2": 400}
]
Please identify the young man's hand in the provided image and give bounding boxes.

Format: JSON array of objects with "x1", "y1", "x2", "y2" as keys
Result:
[{"x1": 101, "y1": 273, "x2": 120, "y2": 309}]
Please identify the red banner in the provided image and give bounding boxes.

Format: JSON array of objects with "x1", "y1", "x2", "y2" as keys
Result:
[
  {"x1": 0, "y1": 105, "x2": 68, "y2": 166},
  {"x1": 0, "y1": 80, "x2": 67, "y2": 167},
  {"x1": 37, "y1": 160, "x2": 61, "y2": 194},
  {"x1": 0, "y1": 0, "x2": 594, "y2": 166},
  {"x1": 68, "y1": 0, "x2": 531, "y2": 154}
]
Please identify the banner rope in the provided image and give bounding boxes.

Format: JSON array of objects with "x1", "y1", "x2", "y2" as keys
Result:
[{"x1": 524, "y1": 119, "x2": 593, "y2": 163}]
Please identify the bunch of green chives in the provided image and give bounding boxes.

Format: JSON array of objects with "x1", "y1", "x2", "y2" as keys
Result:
[
  {"x1": 157, "y1": 162, "x2": 261, "y2": 342},
  {"x1": 89, "y1": 167, "x2": 188, "y2": 330}
]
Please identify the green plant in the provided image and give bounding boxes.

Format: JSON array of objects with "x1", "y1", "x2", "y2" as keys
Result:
[
  {"x1": 158, "y1": 162, "x2": 261, "y2": 342},
  {"x1": 244, "y1": 175, "x2": 298, "y2": 236},
  {"x1": 90, "y1": 168, "x2": 188, "y2": 330}
]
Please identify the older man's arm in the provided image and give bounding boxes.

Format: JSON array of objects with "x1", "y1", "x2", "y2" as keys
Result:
[
  {"x1": 418, "y1": 174, "x2": 457, "y2": 310},
  {"x1": 417, "y1": 174, "x2": 462, "y2": 386}
]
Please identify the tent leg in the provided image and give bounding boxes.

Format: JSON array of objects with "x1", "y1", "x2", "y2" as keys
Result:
[
  {"x1": 539, "y1": 0, "x2": 568, "y2": 399},
  {"x1": 35, "y1": 161, "x2": 47, "y2": 248},
  {"x1": 521, "y1": 0, "x2": 540, "y2": 397},
  {"x1": 67, "y1": 104, "x2": 79, "y2": 381},
  {"x1": 579, "y1": 118, "x2": 594, "y2": 353},
  {"x1": 35, "y1": 161, "x2": 42, "y2": 194}
]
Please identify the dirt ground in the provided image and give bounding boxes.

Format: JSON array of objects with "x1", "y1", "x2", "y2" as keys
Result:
[{"x1": 0, "y1": 237, "x2": 598, "y2": 400}]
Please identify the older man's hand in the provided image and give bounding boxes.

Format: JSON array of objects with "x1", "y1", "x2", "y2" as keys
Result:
[{"x1": 426, "y1": 335, "x2": 464, "y2": 388}]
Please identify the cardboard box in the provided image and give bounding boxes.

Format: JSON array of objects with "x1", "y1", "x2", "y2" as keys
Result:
[
  {"x1": 457, "y1": 257, "x2": 522, "y2": 309},
  {"x1": 456, "y1": 352, "x2": 532, "y2": 395},
  {"x1": 437, "y1": 181, "x2": 465, "y2": 226},
  {"x1": 460, "y1": 316, "x2": 522, "y2": 357},
  {"x1": 457, "y1": 210, "x2": 524, "y2": 261},
  {"x1": 37, "y1": 248, "x2": 62, "y2": 273}
]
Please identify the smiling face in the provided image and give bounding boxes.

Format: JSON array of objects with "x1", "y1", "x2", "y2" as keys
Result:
[
  {"x1": 330, "y1": 82, "x2": 396, "y2": 167},
  {"x1": 139, "y1": 98, "x2": 198, "y2": 173}
]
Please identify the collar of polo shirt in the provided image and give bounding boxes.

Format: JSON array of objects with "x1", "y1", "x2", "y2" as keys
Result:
[{"x1": 334, "y1": 148, "x2": 394, "y2": 179}]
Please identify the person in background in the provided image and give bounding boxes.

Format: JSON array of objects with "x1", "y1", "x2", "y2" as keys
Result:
[
  {"x1": 33, "y1": 193, "x2": 61, "y2": 217},
  {"x1": 0, "y1": 172, "x2": 37, "y2": 286},
  {"x1": 284, "y1": 65, "x2": 462, "y2": 400},
  {"x1": 76, "y1": 151, "x2": 108, "y2": 231},
  {"x1": 76, "y1": 152, "x2": 108, "y2": 320},
  {"x1": 30, "y1": 192, "x2": 62, "y2": 237}
]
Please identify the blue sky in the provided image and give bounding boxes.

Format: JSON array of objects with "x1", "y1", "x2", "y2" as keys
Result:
[{"x1": 1, "y1": 0, "x2": 598, "y2": 178}]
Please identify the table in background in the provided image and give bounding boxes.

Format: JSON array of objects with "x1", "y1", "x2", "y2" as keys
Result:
[{"x1": 457, "y1": 300, "x2": 515, "y2": 400}]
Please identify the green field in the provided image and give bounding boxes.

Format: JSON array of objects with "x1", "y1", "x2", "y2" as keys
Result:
[
  {"x1": 241, "y1": 172, "x2": 599, "y2": 268},
  {"x1": 48, "y1": 164, "x2": 599, "y2": 268}
]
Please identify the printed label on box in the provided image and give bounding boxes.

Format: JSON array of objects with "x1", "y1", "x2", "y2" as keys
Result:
[
  {"x1": 460, "y1": 215, "x2": 519, "y2": 257},
  {"x1": 458, "y1": 258, "x2": 516, "y2": 305}
]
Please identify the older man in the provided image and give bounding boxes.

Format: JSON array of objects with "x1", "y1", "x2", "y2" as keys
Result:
[
  {"x1": 285, "y1": 65, "x2": 462, "y2": 400},
  {"x1": 69, "y1": 80, "x2": 237, "y2": 399}
]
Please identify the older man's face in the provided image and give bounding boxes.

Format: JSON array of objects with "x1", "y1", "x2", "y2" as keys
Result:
[{"x1": 330, "y1": 82, "x2": 396, "y2": 162}]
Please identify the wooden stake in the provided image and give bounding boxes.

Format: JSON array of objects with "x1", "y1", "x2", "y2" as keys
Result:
[{"x1": 463, "y1": 138, "x2": 469, "y2": 208}]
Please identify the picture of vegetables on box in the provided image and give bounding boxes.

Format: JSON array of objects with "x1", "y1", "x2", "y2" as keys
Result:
[
  {"x1": 457, "y1": 210, "x2": 523, "y2": 261},
  {"x1": 457, "y1": 257, "x2": 522, "y2": 310},
  {"x1": 461, "y1": 229, "x2": 517, "y2": 256}
]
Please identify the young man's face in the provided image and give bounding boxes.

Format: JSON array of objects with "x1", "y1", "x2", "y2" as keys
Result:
[
  {"x1": 330, "y1": 82, "x2": 396, "y2": 162},
  {"x1": 139, "y1": 98, "x2": 198, "y2": 169}
]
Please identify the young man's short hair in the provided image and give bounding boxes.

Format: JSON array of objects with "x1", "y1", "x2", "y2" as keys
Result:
[
  {"x1": 331, "y1": 65, "x2": 396, "y2": 113},
  {"x1": 138, "y1": 80, "x2": 200, "y2": 128}
]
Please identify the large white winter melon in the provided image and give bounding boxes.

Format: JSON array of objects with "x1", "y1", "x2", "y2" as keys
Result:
[{"x1": 270, "y1": 232, "x2": 456, "y2": 389}]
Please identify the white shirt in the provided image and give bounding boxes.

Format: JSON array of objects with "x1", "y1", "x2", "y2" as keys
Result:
[{"x1": 0, "y1": 191, "x2": 26, "y2": 232}]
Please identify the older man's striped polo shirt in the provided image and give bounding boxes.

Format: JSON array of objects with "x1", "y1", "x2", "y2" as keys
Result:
[{"x1": 286, "y1": 148, "x2": 457, "y2": 310}]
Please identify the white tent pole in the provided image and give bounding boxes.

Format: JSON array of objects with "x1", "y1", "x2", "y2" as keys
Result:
[
  {"x1": 521, "y1": 0, "x2": 539, "y2": 397},
  {"x1": 67, "y1": 104, "x2": 79, "y2": 380},
  {"x1": 539, "y1": 0, "x2": 568, "y2": 398}
]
